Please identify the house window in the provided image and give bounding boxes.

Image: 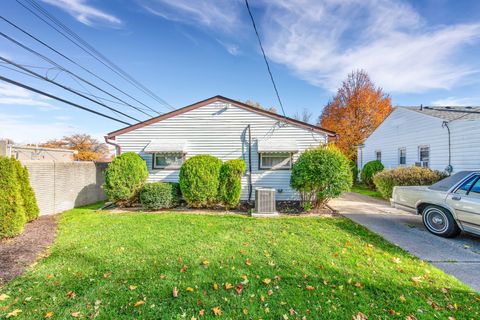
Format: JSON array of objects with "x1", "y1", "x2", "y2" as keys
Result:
[
  {"x1": 375, "y1": 150, "x2": 382, "y2": 162},
  {"x1": 419, "y1": 146, "x2": 430, "y2": 168},
  {"x1": 153, "y1": 152, "x2": 184, "y2": 169},
  {"x1": 259, "y1": 152, "x2": 292, "y2": 170},
  {"x1": 399, "y1": 148, "x2": 406, "y2": 165}
]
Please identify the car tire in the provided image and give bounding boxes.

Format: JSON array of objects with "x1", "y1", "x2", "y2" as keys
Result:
[{"x1": 422, "y1": 205, "x2": 461, "y2": 238}]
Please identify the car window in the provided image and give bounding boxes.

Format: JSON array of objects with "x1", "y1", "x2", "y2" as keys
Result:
[
  {"x1": 467, "y1": 178, "x2": 480, "y2": 197},
  {"x1": 429, "y1": 171, "x2": 474, "y2": 192},
  {"x1": 455, "y1": 176, "x2": 478, "y2": 195}
]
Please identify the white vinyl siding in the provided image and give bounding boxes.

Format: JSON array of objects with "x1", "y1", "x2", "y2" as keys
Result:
[
  {"x1": 114, "y1": 101, "x2": 327, "y2": 200},
  {"x1": 359, "y1": 108, "x2": 480, "y2": 174}
]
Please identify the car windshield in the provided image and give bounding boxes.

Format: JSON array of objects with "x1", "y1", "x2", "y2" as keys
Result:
[{"x1": 429, "y1": 171, "x2": 475, "y2": 192}]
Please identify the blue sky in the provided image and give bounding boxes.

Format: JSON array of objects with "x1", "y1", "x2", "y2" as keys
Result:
[{"x1": 1, "y1": 0, "x2": 480, "y2": 143}]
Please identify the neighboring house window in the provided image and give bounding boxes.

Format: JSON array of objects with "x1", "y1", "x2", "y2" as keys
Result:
[
  {"x1": 418, "y1": 146, "x2": 430, "y2": 168},
  {"x1": 153, "y1": 152, "x2": 184, "y2": 169},
  {"x1": 259, "y1": 152, "x2": 292, "y2": 170},
  {"x1": 399, "y1": 148, "x2": 406, "y2": 165},
  {"x1": 375, "y1": 150, "x2": 382, "y2": 162}
]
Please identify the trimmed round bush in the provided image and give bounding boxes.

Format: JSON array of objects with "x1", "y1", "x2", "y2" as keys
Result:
[
  {"x1": 361, "y1": 160, "x2": 384, "y2": 188},
  {"x1": 0, "y1": 157, "x2": 26, "y2": 238},
  {"x1": 140, "y1": 182, "x2": 180, "y2": 210},
  {"x1": 218, "y1": 159, "x2": 246, "y2": 209},
  {"x1": 13, "y1": 160, "x2": 39, "y2": 222},
  {"x1": 103, "y1": 152, "x2": 148, "y2": 205},
  {"x1": 374, "y1": 166, "x2": 448, "y2": 199},
  {"x1": 290, "y1": 147, "x2": 352, "y2": 209},
  {"x1": 179, "y1": 154, "x2": 222, "y2": 208}
]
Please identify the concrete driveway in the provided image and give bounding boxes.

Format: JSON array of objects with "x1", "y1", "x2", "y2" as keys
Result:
[{"x1": 329, "y1": 192, "x2": 480, "y2": 292}]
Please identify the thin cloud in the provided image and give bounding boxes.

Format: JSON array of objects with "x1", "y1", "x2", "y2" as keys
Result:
[
  {"x1": 432, "y1": 97, "x2": 479, "y2": 106},
  {"x1": 0, "y1": 83, "x2": 58, "y2": 111},
  {"x1": 40, "y1": 0, "x2": 122, "y2": 27}
]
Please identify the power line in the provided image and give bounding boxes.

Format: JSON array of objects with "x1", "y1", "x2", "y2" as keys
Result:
[
  {"x1": 0, "y1": 31, "x2": 156, "y2": 119},
  {"x1": 0, "y1": 75, "x2": 131, "y2": 125},
  {"x1": 17, "y1": 0, "x2": 174, "y2": 113},
  {"x1": 244, "y1": 0, "x2": 286, "y2": 117},
  {"x1": 0, "y1": 56, "x2": 142, "y2": 122},
  {"x1": 0, "y1": 15, "x2": 157, "y2": 118}
]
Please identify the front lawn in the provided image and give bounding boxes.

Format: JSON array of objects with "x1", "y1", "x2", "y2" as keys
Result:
[
  {"x1": 351, "y1": 183, "x2": 384, "y2": 199},
  {"x1": 1, "y1": 205, "x2": 478, "y2": 319}
]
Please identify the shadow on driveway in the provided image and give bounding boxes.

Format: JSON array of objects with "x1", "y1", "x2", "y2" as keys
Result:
[{"x1": 329, "y1": 192, "x2": 480, "y2": 292}]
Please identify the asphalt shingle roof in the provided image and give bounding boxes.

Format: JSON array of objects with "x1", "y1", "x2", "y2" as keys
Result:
[{"x1": 403, "y1": 106, "x2": 480, "y2": 121}]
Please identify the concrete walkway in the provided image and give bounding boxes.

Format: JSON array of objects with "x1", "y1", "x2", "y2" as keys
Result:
[{"x1": 329, "y1": 192, "x2": 480, "y2": 292}]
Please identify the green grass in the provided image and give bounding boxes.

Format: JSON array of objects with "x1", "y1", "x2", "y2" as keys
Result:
[
  {"x1": 351, "y1": 183, "x2": 385, "y2": 199},
  {"x1": 1, "y1": 205, "x2": 479, "y2": 319}
]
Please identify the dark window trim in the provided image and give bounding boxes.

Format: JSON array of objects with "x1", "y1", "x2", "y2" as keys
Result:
[
  {"x1": 152, "y1": 152, "x2": 185, "y2": 170},
  {"x1": 257, "y1": 152, "x2": 293, "y2": 171}
]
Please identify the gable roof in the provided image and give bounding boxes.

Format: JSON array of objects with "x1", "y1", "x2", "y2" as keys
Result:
[
  {"x1": 106, "y1": 95, "x2": 336, "y2": 138},
  {"x1": 403, "y1": 106, "x2": 480, "y2": 121}
]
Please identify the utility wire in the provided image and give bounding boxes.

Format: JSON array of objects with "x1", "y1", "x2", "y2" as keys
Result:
[
  {"x1": 244, "y1": 0, "x2": 286, "y2": 117},
  {"x1": 18, "y1": 0, "x2": 173, "y2": 113},
  {"x1": 0, "y1": 56, "x2": 142, "y2": 122},
  {"x1": 0, "y1": 31, "x2": 156, "y2": 119},
  {"x1": 0, "y1": 75, "x2": 131, "y2": 125},
  {"x1": 0, "y1": 16, "x2": 156, "y2": 117}
]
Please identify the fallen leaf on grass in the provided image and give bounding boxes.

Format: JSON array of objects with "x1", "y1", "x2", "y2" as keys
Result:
[
  {"x1": 392, "y1": 257, "x2": 401, "y2": 264},
  {"x1": 186, "y1": 287, "x2": 194, "y2": 292},
  {"x1": 411, "y1": 277, "x2": 422, "y2": 284},
  {"x1": 354, "y1": 282, "x2": 364, "y2": 289},
  {"x1": 180, "y1": 265, "x2": 188, "y2": 273},
  {"x1": 399, "y1": 295, "x2": 406, "y2": 302},
  {"x1": 263, "y1": 278, "x2": 271, "y2": 285},
  {"x1": 352, "y1": 311, "x2": 367, "y2": 320},
  {"x1": 71, "y1": 312, "x2": 80, "y2": 318},
  {"x1": 66, "y1": 291, "x2": 76, "y2": 299},
  {"x1": 103, "y1": 272, "x2": 111, "y2": 279},
  {"x1": 306, "y1": 285, "x2": 315, "y2": 291},
  {"x1": 267, "y1": 290, "x2": 273, "y2": 296},
  {"x1": 6, "y1": 309, "x2": 22, "y2": 318},
  {"x1": 235, "y1": 284, "x2": 243, "y2": 295},
  {"x1": 224, "y1": 283, "x2": 233, "y2": 290},
  {"x1": 44, "y1": 311, "x2": 53, "y2": 318},
  {"x1": 129, "y1": 285, "x2": 137, "y2": 291},
  {"x1": 0, "y1": 294, "x2": 9, "y2": 301},
  {"x1": 173, "y1": 287, "x2": 178, "y2": 298},
  {"x1": 245, "y1": 258, "x2": 252, "y2": 266},
  {"x1": 201, "y1": 259, "x2": 209, "y2": 267},
  {"x1": 213, "y1": 282, "x2": 219, "y2": 290},
  {"x1": 212, "y1": 306, "x2": 222, "y2": 316},
  {"x1": 134, "y1": 300, "x2": 145, "y2": 307},
  {"x1": 405, "y1": 315, "x2": 417, "y2": 320}
]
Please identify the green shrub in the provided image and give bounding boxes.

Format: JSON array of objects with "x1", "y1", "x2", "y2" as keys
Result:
[
  {"x1": 0, "y1": 157, "x2": 26, "y2": 238},
  {"x1": 179, "y1": 155, "x2": 222, "y2": 208},
  {"x1": 290, "y1": 147, "x2": 352, "y2": 208},
  {"x1": 218, "y1": 159, "x2": 246, "y2": 209},
  {"x1": 361, "y1": 160, "x2": 384, "y2": 188},
  {"x1": 13, "y1": 160, "x2": 39, "y2": 222},
  {"x1": 103, "y1": 152, "x2": 148, "y2": 205},
  {"x1": 374, "y1": 166, "x2": 448, "y2": 199},
  {"x1": 349, "y1": 160, "x2": 358, "y2": 184},
  {"x1": 140, "y1": 182, "x2": 180, "y2": 210}
]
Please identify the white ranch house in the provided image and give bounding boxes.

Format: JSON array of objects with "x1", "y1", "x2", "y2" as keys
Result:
[
  {"x1": 358, "y1": 106, "x2": 480, "y2": 174},
  {"x1": 105, "y1": 96, "x2": 336, "y2": 201}
]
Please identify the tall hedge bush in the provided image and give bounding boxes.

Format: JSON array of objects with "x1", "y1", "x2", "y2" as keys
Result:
[
  {"x1": 13, "y1": 160, "x2": 39, "y2": 222},
  {"x1": 290, "y1": 147, "x2": 352, "y2": 208},
  {"x1": 103, "y1": 152, "x2": 148, "y2": 205},
  {"x1": 0, "y1": 157, "x2": 26, "y2": 238},
  {"x1": 218, "y1": 159, "x2": 246, "y2": 209},
  {"x1": 140, "y1": 182, "x2": 180, "y2": 210},
  {"x1": 179, "y1": 155, "x2": 222, "y2": 208},
  {"x1": 361, "y1": 160, "x2": 384, "y2": 188},
  {"x1": 373, "y1": 166, "x2": 448, "y2": 199}
]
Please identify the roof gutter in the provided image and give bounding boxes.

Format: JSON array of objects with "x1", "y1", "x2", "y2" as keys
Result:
[{"x1": 104, "y1": 136, "x2": 121, "y2": 156}]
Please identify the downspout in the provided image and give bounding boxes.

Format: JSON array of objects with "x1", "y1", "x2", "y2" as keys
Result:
[
  {"x1": 104, "y1": 136, "x2": 121, "y2": 156},
  {"x1": 247, "y1": 124, "x2": 253, "y2": 202},
  {"x1": 442, "y1": 121, "x2": 452, "y2": 175}
]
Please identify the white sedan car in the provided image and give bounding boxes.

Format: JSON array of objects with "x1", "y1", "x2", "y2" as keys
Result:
[{"x1": 391, "y1": 171, "x2": 480, "y2": 238}]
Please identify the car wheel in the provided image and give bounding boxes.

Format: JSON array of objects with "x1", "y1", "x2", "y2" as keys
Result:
[{"x1": 422, "y1": 205, "x2": 461, "y2": 238}]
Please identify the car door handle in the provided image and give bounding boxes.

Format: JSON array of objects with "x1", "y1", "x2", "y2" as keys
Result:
[{"x1": 452, "y1": 195, "x2": 462, "y2": 201}]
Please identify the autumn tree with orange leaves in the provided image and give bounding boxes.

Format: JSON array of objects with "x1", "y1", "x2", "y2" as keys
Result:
[
  {"x1": 319, "y1": 70, "x2": 392, "y2": 160},
  {"x1": 40, "y1": 134, "x2": 109, "y2": 161}
]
